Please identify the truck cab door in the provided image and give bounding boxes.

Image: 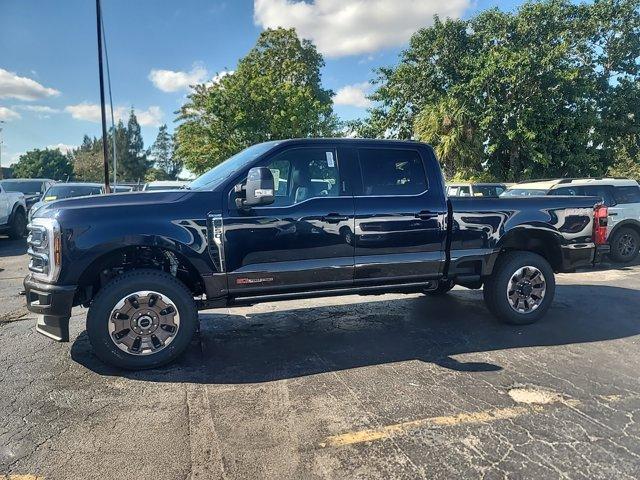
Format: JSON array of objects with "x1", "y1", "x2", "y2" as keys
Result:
[
  {"x1": 352, "y1": 146, "x2": 447, "y2": 285},
  {"x1": 223, "y1": 146, "x2": 355, "y2": 296}
]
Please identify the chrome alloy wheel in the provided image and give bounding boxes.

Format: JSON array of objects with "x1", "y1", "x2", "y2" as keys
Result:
[
  {"x1": 108, "y1": 290, "x2": 180, "y2": 356},
  {"x1": 506, "y1": 266, "x2": 546, "y2": 314},
  {"x1": 618, "y1": 233, "x2": 636, "y2": 258}
]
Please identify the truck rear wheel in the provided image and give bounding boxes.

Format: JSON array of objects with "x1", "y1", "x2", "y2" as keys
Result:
[
  {"x1": 87, "y1": 269, "x2": 198, "y2": 370},
  {"x1": 609, "y1": 227, "x2": 639, "y2": 263},
  {"x1": 483, "y1": 251, "x2": 555, "y2": 325}
]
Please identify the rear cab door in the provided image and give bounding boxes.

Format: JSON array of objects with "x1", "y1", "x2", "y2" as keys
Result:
[{"x1": 350, "y1": 143, "x2": 448, "y2": 285}]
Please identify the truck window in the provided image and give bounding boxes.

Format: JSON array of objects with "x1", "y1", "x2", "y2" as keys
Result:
[
  {"x1": 613, "y1": 186, "x2": 640, "y2": 204},
  {"x1": 550, "y1": 186, "x2": 583, "y2": 196},
  {"x1": 262, "y1": 148, "x2": 340, "y2": 206},
  {"x1": 358, "y1": 149, "x2": 427, "y2": 196},
  {"x1": 582, "y1": 186, "x2": 616, "y2": 207}
]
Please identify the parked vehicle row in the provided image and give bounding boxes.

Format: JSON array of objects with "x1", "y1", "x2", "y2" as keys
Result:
[
  {"x1": 503, "y1": 178, "x2": 640, "y2": 263},
  {"x1": 24, "y1": 138, "x2": 610, "y2": 370},
  {"x1": 447, "y1": 178, "x2": 640, "y2": 263}
]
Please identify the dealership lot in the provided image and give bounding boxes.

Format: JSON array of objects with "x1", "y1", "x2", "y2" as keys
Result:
[{"x1": 1, "y1": 237, "x2": 639, "y2": 479}]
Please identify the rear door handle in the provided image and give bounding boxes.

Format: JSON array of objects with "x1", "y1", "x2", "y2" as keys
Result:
[
  {"x1": 415, "y1": 210, "x2": 438, "y2": 220},
  {"x1": 322, "y1": 213, "x2": 349, "y2": 223}
]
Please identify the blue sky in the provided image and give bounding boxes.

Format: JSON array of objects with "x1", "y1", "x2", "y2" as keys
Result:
[{"x1": 0, "y1": 0, "x2": 523, "y2": 167}]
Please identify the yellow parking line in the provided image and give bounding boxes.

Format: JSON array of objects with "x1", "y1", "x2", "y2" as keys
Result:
[
  {"x1": 0, "y1": 476, "x2": 45, "y2": 480},
  {"x1": 319, "y1": 399, "x2": 579, "y2": 448}
]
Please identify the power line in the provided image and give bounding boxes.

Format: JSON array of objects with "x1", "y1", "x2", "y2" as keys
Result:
[{"x1": 100, "y1": 11, "x2": 117, "y2": 187}]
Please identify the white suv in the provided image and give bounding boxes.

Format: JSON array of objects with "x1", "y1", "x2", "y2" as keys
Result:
[{"x1": 503, "y1": 178, "x2": 640, "y2": 263}]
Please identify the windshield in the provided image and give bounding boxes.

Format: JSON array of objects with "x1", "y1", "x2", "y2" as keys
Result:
[
  {"x1": 1, "y1": 180, "x2": 45, "y2": 194},
  {"x1": 501, "y1": 188, "x2": 548, "y2": 197},
  {"x1": 44, "y1": 185, "x2": 102, "y2": 200},
  {"x1": 189, "y1": 141, "x2": 279, "y2": 190}
]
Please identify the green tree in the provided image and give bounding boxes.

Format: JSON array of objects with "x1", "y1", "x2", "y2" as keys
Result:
[
  {"x1": 357, "y1": 0, "x2": 640, "y2": 181},
  {"x1": 12, "y1": 148, "x2": 74, "y2": 180},
  {"x1": 151, "y1": 124, "x2": 182, "y2": 179},
  {"x1": 119, "y1": 109, "x2": 150, "y2": 181},
  {"x1": 175, "y1": 28, "x2": 339, "y2": 174}
]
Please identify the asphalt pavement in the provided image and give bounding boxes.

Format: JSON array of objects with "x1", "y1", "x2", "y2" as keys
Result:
[{"x1": 1, "y1": 236, "x2": 639, "y2": 479}]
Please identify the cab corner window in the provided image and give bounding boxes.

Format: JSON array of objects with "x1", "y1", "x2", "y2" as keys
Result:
[
  {"x1": 261, "y1": 148, "x2": 340, "y2": 207},
  {"x1": 358, "y1": 148, "x2": 427, "y2": 196}
]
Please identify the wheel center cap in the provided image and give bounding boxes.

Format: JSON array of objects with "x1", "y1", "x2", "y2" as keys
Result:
[
  {"x1": 519, "y1": 282, "x2": 533, "y2": 296},
  {"x1": 137, "y1": 315, "x2": 153, "y2": 329}
]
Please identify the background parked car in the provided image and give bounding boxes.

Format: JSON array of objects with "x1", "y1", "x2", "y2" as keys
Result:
[
  {"x1": 0, "y1": 178, "x2": 55, "y2": 210},
  {"x1": 503, "y1": 178, "x2": 640, "y2": 263},
  {"x1": 28, "y1": 182, "x2": 104, "y2": 221},
  {"x1": 0, "y1": 182, "x2": 27, "y2": 238},
  {"x1": 446, "y1": 183, "x2": 507, "y2": 197},
  {"x1": 112, "y1": 185, "x2": 134, "y2": 193},
  {"x1": 142, "y1": 180, "x2": 189, "y2": 191}
]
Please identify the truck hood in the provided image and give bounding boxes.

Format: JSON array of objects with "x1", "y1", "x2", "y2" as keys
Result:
[{"x1": 32, "y1": 190, "x2": 191, "y2": 220}]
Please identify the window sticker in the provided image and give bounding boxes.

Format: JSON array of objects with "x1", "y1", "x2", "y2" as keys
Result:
[
  {"x1": 269, "y1": 169, "x2": 281, "y2": 190},
  {"x1": 326, "y1": 151, "x2": 335, "y2": 168}
]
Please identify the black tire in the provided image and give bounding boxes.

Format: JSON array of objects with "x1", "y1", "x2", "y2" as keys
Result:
[
  {"x1": 608, "y1": 227, "x2": 640, "y2": 263},
  {"x1": 483, "y1": 251, "x2": 555, "y2": 325},
  {"x1": 8, "y1": 209, "x2": 27, "y2": 239},
  {"x1": 423, "y1": 279, "x2": 455, "y2": 296},
  {"x1": 87, "y1": 269, "x2": 198, "y2": 370}
]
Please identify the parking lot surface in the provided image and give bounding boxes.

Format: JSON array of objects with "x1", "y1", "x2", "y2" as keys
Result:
[{"x1": 1, "y1": 236, "x2": 639, "y2": 479}]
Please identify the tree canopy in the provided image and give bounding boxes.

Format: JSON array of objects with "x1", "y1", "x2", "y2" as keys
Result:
[
  {"x1": 150, "y1": 124, "x2": 182, "y2": 180},
  {"x1": 175, "y1": 28, "x2": 339, "y2": 174},
  {"x1": 12, "y1": 148, "x2": 74, "y2": 181},
  {"x1": 356, "y1": 0, "x2": 640, "y2": 181}
]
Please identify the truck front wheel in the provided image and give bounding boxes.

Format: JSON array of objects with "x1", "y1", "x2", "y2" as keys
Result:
[
  {"x1": 483, "y1": 252, "x2": 555, "y2": 325},
  {"x1": 87, "y1": 269, "x2": 198, "y2": 369}
]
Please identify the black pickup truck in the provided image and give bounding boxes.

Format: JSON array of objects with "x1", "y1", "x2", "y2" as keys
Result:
[{"x1": 24, "y1": 139, "x2": 609, "y2": 369}]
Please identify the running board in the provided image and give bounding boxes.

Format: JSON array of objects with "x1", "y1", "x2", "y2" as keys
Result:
[{"x1": 196, "y1": 280, "x2": 437, "y2": 310}]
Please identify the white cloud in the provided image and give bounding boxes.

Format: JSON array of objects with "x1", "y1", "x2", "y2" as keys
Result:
[
  {"x1": 15, "y1": 105, "x2": 61, "y2": 114},
  {"x1": 254, "y1": 0, "x2": 470, "y2": 57},
  {"x1": 0, "y1": 68, "x2": 60, "y2": 100},
  {"x1": 47, "y1": 143, "x2": 76, "y2": 154},
  {"x1": 65, "y1": 102, "x2": 163, "y2": 127},
  {"x1": 136, "y1": 106, "x2": 164, "y2": 127},
  {"x1": 65, "y1": 102, "x2": 105, "y2": 122},
  {"x1": 0, "y1": 106, "x2": 21, "y2": 121},
  {"x1": 149, "y1": 65, "x2": 208, "y2": 92},
  {"x1": 334, "y1": 82, "x2": 372, "y2": 108}
]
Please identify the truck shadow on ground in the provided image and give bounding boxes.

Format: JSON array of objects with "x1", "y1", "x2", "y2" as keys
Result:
[{"x1": 71, "y1": 283, "x2": 640, "y2": 383}]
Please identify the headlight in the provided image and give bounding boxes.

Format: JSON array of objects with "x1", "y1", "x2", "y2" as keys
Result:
[{"x1": 27, "y1": 217, "x2": 62, "y2": 283}]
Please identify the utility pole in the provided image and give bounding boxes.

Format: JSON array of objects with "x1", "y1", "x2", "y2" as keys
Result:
[
  {"x1": 0, "y1": 121, "x2": 5, "y2": 180},
  {"x1": 96, "y1": 0, "x2": 111, "y2": 193}
]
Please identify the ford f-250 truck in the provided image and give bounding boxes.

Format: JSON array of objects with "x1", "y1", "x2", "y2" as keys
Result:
[{"x1": 24, "y1": 139, "x2": 610, "y2": 369}]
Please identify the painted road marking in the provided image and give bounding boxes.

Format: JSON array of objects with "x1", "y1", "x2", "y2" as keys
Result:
[
  {"x1": 0, "y1": 476, "x2": 45, "y2": 480},
  {"x1": 319, "y1": 395, "x2": 579, "y2": 448}
]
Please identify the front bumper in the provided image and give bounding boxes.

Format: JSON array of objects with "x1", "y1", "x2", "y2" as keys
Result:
[{"x1": 24, "y1": 275, "x2": 76, "y2": 342}]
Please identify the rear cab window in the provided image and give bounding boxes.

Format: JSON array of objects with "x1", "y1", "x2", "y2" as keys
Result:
[
  {"x1": 614, "y1": 186, "x2": 640, "y2": 204},
  {"x1": 358, "y1": 148, "x2": 428, "y2": 196}
]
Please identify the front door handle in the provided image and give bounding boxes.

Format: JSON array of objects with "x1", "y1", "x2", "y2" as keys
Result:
[
  {"x1": 415, "y1": 210, "x2": 438, "y2": 220},
  {"x1": 322, "y1": 213, "x2": 349, "y2": 223}
]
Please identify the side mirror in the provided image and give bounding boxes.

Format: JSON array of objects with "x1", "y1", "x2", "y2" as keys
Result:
[{"x1": 237, "y1": 167, "x2": 275, "y2": 208}]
